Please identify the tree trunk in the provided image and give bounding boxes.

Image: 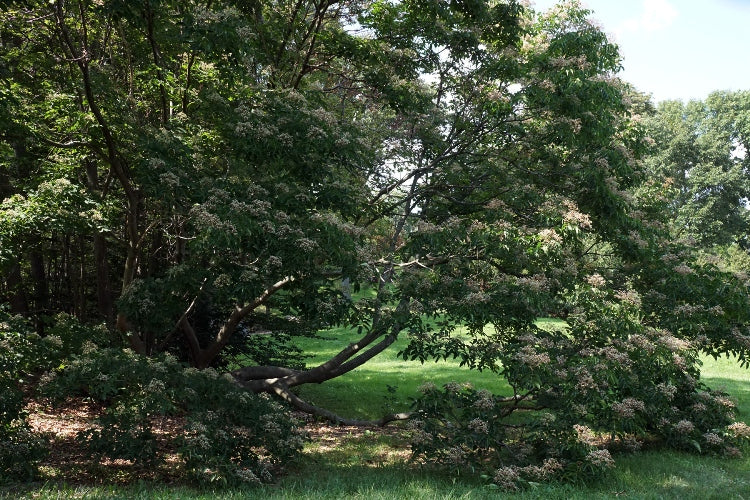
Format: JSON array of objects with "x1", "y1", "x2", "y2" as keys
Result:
[
  {"x1": 5, "y1": 261, "x2": 29, "y2": 315},
  {"x1": 85, "y1": 158, "x2": 114, "y2": 323},
  {"x1": 29, "y1": 251, "x2": 48, "y2": 334},
  {"x1": 94, "y1": 233, "x2": 114, "y2": 322}
]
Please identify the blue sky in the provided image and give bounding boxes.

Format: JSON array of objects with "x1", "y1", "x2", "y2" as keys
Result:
[{"x1": 530, "y1": 0, "x2": 750, "y2": 103}]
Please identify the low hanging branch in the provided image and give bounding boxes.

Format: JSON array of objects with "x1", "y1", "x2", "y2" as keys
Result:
[
  {"x1": 181, "y1": 276, "x2": 296, "y2": 368},
  {"x1": 271, "y1": 382, "x2": 411, "y2": 427},
  {"x1": 231, "y1": 300, "x2": 411, "y2": 426}
]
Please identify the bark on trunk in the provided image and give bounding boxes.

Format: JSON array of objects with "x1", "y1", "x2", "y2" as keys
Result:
[
  {"x1": 29, "y1": 251, "x2": 48, "y2": 334},
  {"x1": 5, "y1": 261, "x2": 29, "y2": 315},
  {"x1": 85, "y1": 158, "x2": 114, "y2": 323},
  {"x1": 231, "y1": 301, "x2": 409, "y2": 425},
  {"x1": 94, "y1": 233, "x2": 114, "y2": 322}
]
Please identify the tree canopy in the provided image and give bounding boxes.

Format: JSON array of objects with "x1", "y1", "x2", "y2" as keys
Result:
[{"x1": 643, "y1": 91, "x2": 750, "y2": 247}]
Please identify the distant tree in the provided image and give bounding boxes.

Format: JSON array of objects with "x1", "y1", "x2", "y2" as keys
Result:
[{"x1": 642, "y1": 91, "x2": 750, "y2": 247}]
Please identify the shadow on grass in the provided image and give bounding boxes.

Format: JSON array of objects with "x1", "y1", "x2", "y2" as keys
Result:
[
  {"x1": 6, "y1": 408, "x2": 750, "y2": 500},
  {"x1": 261, "y1": 445, "x2": 750, "y2": 500},
  {"x1": 253, "y1": 399, "x2": 750, "y2": 500}
]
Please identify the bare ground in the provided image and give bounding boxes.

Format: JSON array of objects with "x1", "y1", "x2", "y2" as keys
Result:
[{"x1": 24, "y1": 398, "x2": 410, "y2": 486}]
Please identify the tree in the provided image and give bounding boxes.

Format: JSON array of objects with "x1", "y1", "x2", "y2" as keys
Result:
[
  {"x1": 642, "y1": 91, "x2": 750, "y2": 247},
  {"x1": 3, "y1": 0, "x2": 750, "y2": 488},
  {"x1": 1, "y1": 0, "x2": 524, "y2": 413},
  {"x1": 1, "y1": 0, "x2": 749, "y2": 440}
]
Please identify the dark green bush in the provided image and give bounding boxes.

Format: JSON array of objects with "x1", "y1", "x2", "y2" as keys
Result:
[
  {"x1": 0, "y1": 375, "x2": 46, "y2": 484},
  {"x1": 0, "y1": 312, "x2": 48, "y2": 483},
  {"x1": 41, "y1": 347, "x2": 305, "y2": 486}
]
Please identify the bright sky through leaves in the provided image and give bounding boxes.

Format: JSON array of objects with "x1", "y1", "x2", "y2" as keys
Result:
[{"x1": 531, "y1": 0, "x2": 750, "y2": 103}]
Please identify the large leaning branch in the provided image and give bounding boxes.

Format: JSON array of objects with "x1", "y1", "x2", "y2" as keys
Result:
[{"x1": 233, "y1": 300, "x2": 411, "y2": 426}]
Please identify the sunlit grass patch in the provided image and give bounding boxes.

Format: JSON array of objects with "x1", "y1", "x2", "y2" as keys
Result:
[
  {"x1": 294, "y1": 323, "x2": 512, "y2": 421},
  {"x1": 700, "y1": 354, "x2": 750, "y2": 425},
  {"x1": 304, "y1": 425, "x2": 409, "y2": 468}
]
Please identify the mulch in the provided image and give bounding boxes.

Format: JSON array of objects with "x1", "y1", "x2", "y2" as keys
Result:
[{"x1": 23, "y1": 398, "x2": 409, "y2": 486}]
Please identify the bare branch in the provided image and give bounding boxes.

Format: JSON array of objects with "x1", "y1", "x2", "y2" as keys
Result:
[
  {"x1": 232, "y1": 365, "x2": 301, "y2": 381},
  {"x1": 38, "y1": 136, "x2": 92, "y2": 149}
]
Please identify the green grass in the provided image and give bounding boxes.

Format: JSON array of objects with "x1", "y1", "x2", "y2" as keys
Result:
[
  {"x1": 701, "y1": 354, "x2": 750, "y2": 426},
  {"x1": 9, "y1": 444, "x2": 750, "y2": 499},
  {"x1": 293, "y1": 324, "x2": 512, "y2": 420},
  {"x1": 279, "y1": 328, "x2": 750, "y2": 499},
  {"x1": 293, "y1": 316, "x2": 568, "y2": 420}
]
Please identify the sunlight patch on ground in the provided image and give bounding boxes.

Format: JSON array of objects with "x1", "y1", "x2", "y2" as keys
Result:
[{"x1": 661, "y1": 474, "x2": 690, "y2": 488}]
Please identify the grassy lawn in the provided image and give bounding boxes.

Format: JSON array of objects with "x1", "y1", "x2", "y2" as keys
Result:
[
  {"x1": 4, "y1": 326, "x2": 749, "y2": 499},
  {"x1": 293, "y1": 323, "x2": 512, "y2": 420},
  {"x1": 701, "y1": 354, "x2": 750, "y2": 426}
]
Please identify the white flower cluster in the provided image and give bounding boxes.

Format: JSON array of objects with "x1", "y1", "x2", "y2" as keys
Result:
[
  {"x1": 703, "y1": 432, "x2": 723, "y2": 446},
  {"x1": 517, "y1": 274, "x2": 549, "y2": 292},
  {"x1": 674, "y1": 419, "x2": 695, "y2": 434},
  {"x1": 443, "y1": 382, "x2": 472, "y2": 393},
  {"x1": 538, "y1": 228, "x2": 562, "y2": 245},
  {"x1": 673, "y1": 264, "x2": 694, "y2": 276},
  {"x1": 467, "y1": 418, "x2": 489, "y2": 434},
  {"x1": 612, "y1": 398, "x2": 645, "y2": 419},
  {"x1": 585, "y1": 449, "x2": 614, "y2": 468},
  {"x1": 627, "y1": 334, "x2": 655, "y2": 353},
  {"x1": 597, "y1": 346, "x2": 631, "y2": 367},
  {"x1": 586, "y1": 273, "x2": 606, "y2": 288},
  {"x1": 628, "y1": 230, "x2": 648, "y2": 249},
  {"x1": 691, "y1": 403, "x2": 707, "y2": 413},
  {"x1": 574, "y1": 367, "x2": 596, "y2": 391},
  {"x1": 728, "y1": 422, "x2": 750, "y2": 438},
  {"x1": 473, "y1": 390, "x2": 494, "y2": 410},
  {"x1": 656, "y1": 383, "x2": 677, "y2": 400},
  {"x1": 493, "y1": 466, "x2": 520, "y2": 490},
  {"x1": 234, "y1": 467, "x2": 260, "y2": 483},
  {"x1": 417, "y1": 382, "x2": 436, "y2": 394},
  {"x1": 514, "y1": 346, "x2": 550, "y2": 369},
  {"x1": 410, "y1": 429, "x2": 433, "y2": 446},
  {"x1": 615, "y1": 289, "x2": 641, "y2": 307},
  {"x1": 658, "y1": 334, "x2": 689, "y2": 352}
]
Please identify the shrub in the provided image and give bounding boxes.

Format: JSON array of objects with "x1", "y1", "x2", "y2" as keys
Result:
[
  {"x1": 0, "y1": 375, "x2": 47, "y2": 484},
  {"x1": 0, "y1": 312, "x2": 48, "y2": 483},
  {"x1": 40, "y1": 348, "x2": 305, "y2": 486},
  {"x1": 408, "y1": 382, "x2": 612, "y2": 489},
  {"x1": 407, "y1": 284, "x2": 750, "y2": 490}
]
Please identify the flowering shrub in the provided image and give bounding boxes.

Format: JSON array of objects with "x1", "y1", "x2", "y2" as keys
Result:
[
  {"x1": 177, "y1": 366, "x2": 305, "y2": 485},
  {"x1": 0, "y1": 312, "x2": 110, "y2": 382},
  {"x1": 407, "y1": 284, "x2": 750, "y2": 490},
  {"x1": 0, "y1": 376, "x2": 46, "y2": 484},
  {"x1": 409, "y1": 382, "x2": 612, "y2": 489},
  {"x1": 0, "y1": 312, "x2": 48, "y2": 483},
  {"x1": 40, "y1": 348, "x2": 304, "y2": 485}
]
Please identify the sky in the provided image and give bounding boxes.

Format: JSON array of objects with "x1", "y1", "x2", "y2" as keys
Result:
[{"x1": 530, "y1": 0, "x2": 750, "y2": 103}]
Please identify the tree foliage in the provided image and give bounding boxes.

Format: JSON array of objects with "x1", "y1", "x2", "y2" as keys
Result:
[
  {"x1": 1, "y1": 0, "x2": 750, "y2": 487},
  {"x1": 642, "y1": 91, "x2": 750, "y2": 247}
]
